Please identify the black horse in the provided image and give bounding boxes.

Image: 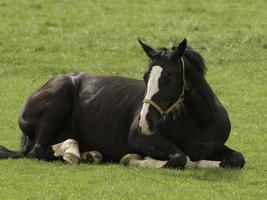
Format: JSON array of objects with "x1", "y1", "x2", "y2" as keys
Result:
[{"x1": 0, "y1": 39, "x2": 245, "y2": 169}]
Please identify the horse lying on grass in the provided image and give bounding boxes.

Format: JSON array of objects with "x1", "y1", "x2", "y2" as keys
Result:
[{"x1": 0, "y1": 39, "x2": 245, "y2": 169}]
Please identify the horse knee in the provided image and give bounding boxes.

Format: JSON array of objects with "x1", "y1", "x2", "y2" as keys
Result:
[
  {"x1": 164, "y1": 153, "x2": 187, "y2": 169},
  {"x1": 220, "y1": 151, "x2": 246, "y2": 169}
]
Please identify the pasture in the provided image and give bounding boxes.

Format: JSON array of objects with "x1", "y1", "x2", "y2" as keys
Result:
[{"x1": 0, "y1": 0, "x2": 266, "y2": 199}]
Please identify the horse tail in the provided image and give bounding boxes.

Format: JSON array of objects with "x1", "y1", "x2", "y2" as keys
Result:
[
  {"x1": 0, "y1": 134, "x2": 32, "y2": 159},
  {"x1": 0, "y1": 146, "x2": 23, "y2": 159}
]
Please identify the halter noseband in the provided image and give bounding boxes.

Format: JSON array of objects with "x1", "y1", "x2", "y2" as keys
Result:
[{"x1": 143, "y1": 57, "x2": 186, "y2": 119}]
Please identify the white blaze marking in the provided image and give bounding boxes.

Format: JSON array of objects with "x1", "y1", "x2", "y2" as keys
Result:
[{"x1": 139, "y1": 66, "x2": 163, "y2": 135}]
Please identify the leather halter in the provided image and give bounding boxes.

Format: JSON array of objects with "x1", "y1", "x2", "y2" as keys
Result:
[{"x1": 143, "y1": 57, "x2": 186, "y2": 119}]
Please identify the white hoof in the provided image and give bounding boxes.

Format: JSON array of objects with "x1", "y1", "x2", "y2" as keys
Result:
[{"x1": 81, "y1": 151, "x2": 103, "y2": 164}]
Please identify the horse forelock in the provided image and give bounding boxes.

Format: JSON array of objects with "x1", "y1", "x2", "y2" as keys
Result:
[{"x1": 150, "y1": 45, "x2": 207, "y2": 75}]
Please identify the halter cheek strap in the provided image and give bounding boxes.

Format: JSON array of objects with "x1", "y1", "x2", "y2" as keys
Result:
[{"x1": 143, "y1": 57, "x2": 186, "y2": 119}]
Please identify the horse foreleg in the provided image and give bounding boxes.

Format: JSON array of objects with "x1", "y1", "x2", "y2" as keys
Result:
[
  {"x1": 120, "y1": 154, "x2": 167, "y2": 168},
  {"x1": 120, "y1": 154, "x2": 221, "y2": 169},
  {"x1": 185, "y1": 156, "x2": 220, "y2": 168},
  {"x1": 183, "y1": 142, "x2": 245, "y2": 169},
  {"x1": 210, "y1": 145, "x2": 245, "y2": 168},
  {"x1": 128, "y1": 130, "x2": 187, "y2": 169}
]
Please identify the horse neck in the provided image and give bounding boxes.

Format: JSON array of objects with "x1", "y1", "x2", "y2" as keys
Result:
[{"x1": 183, "y1": 77, "x2": 216, "y2": 126}]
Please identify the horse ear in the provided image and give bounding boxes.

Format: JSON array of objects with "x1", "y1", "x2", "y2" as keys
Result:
[
  {"x1": 138, "y1": 38, "x2": 156, "y2": 58},
  {"x1": 172, "y1": 38, "x2": 187, "y2": 60}
]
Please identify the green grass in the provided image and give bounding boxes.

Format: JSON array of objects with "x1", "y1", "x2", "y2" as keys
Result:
[{"x1": 0, "y1": 0, "x2": 266, "y2": 199}]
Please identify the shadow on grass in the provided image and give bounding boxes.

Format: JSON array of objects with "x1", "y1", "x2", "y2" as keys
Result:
[{"x1": 157, "y1": 167, "x2": 245, "y2": 183}]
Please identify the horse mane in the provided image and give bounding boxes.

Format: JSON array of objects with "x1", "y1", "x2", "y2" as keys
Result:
[{"x1": 183, "y1": 46, "x2": 207, "y2": 76}]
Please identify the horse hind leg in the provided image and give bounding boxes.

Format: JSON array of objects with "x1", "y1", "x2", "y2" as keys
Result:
[
  {"x1": 80, "y1": 151, "x2": 103, "y2": 164},
  {"x1": 53, "y1": 140, "x2": 104, "y2": 164},
  {"x1": 52, "y1": 139, "x2": 80, "y2": 164},
  {"x1": 25, "y1": 74, "x2": 77, "y2": 161}
]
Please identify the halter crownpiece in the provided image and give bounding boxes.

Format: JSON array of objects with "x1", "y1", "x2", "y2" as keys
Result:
[{"x1": 143, "y1": 57, "x2": 186, "y2": 119}]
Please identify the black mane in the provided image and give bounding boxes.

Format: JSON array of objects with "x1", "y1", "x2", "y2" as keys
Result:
[{"x1": 183, "y1": 46, "x2": 206, "y2": 75}]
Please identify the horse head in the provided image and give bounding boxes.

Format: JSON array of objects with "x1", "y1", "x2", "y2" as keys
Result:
[{"x1": 138, "y1": 39, "x2": 188, "y2": 135}]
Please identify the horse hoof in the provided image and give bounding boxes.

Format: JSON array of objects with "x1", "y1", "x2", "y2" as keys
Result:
[
  {"x1": 81, "y1": 151, "x2": 103, "y2": 164},
  {"x1": 63, "y1": 152, "x2": 80, "y2": 164},
  {"x1": 164, "y1": 154, "x2": 187, "y2": 169},
  {"x1": 120, "y1": 154, "x2": 142, "y2": 166},
  {"x1": 220, "y1": 152, "x2": 246, "y2": 169}
]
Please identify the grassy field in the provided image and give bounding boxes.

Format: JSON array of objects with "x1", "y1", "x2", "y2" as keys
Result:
[{"x1": 0, "y1": 0, "x2": 266, "y2": 199}]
